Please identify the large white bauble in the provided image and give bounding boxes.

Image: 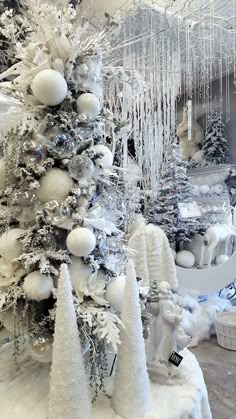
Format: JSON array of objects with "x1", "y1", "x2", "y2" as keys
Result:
[
  {"x1": 176, "y1": 250, "x2": 195, "y2": 268},
  {"x1": 23, "y1": 271, "x2": 53, "y2": 301},
  {"x1": 199, "y1": 184, "x2": 210, "y2": 195},
  {"x1": 216, "y1": 255, "x2": 229, "y2": 265},
  {"x1": 93, "y1": 144, "x2": 113, "y2": 167},
  {"x1": 77, "y1": 93, "x2": 101, "y2": 118},
  {"x1": 66, "y1": 227, "x2": 96, "y2": 257},
  {"x1": 0, "y1": 228, "x2": 24, "y2": 262},
  {"x1": 69, "y1": 256, "x2": 93, "y2": 289},
  {"x1": 105, "y1": 275, "x2": 126, "y2": 312},
  {"x1": 0, "y1": 159, "x2": 6, "y2": 189},
  {"x1": 31, "y1": 69, "x2": 68, "y2": 106},
  {"x1": 38, "y1": 168, "x2": 73, "y2": 203}
]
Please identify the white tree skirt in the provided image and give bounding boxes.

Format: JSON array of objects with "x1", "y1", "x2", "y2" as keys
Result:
[{"x1": 0, "y1": 343, "x2": 212, "y2": 419}]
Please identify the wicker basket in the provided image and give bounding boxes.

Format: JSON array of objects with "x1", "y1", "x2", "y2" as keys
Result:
[{"x1": 215, "y1": 312, "x2": 236, "y2": 351}]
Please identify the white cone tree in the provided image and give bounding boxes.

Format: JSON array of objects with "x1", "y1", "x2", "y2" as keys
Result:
[
  {"x1": 112, "y1": 260, "x2": 151, "y2": 419},
  {"x1": 49, "y1": 264, "x2": 91, "y2": 419}
]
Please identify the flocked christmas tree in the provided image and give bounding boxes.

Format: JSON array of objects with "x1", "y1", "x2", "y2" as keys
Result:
[
  {"x1": 202, "y1": 105, "x2": 230, "y2": 165},
  {"x1": 146, "y1": 140, "x2": 197, "y2": 245},
  {"x1": 0, "y1": 0, "x2": 130, "y2": 398}
]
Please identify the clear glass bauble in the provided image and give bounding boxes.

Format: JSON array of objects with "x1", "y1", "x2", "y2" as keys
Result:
[
  {"x1": 30, "y1": 333, "x2": 53, "y2": 363},
  {"x1": 68, "y1": 155, "x2": 95, "y2": 180},
  {"x1": 20, "y1": 140, "x2": 47, "y2": 165},
  {"x1": 11, "y1": 189, "x2": 41, "y2": 222},
  {"x1": 52, "y1": 133, "x2": 75, "y2": 155}
]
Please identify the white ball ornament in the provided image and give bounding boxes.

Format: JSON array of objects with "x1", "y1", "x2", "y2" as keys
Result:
[
  {"x1": 93, "y1": 144, "x2": 113, "y2": 167},
  {"x1": 66, "y1": 227, "x2": 96, "y2": 257},
  {"x1": 106, "y1": 275, "x2": 126, "y2": 312},
  {"x1": 23, "y1": 271, "x2": 53, "y2": 301},
  {"x1": 77, "y1": 93, "x2": 101, "y2": 119},
  {"x1": 69, "y1": 256, "x2": 92, "y2": 290},
  {"x1": 38, "y1": 168, "x2": 73, "y2": 203},
  {"x1": 31, "y1": 69, "x2": 68, "y2": 106},
  {"x1": 0, "y1": 228, "x2": 24, "y2": 262},
  {"x1": 176, "y1": 250, "x2": 195, "y2": 268},
  {"x1": 199, "y1": 184, "x2": 210, "y2": 195},
  {"x1": 216, "y1": 255, "x2": 229, "y2": 265}
]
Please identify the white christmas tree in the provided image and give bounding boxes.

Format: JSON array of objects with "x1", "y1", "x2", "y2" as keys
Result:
[
  {"x1": 49, "y1": 264, "x2": 91, "y2": 419},
  {"x1": 112, "y1": 260, "x2": 151, "y2": 419}
]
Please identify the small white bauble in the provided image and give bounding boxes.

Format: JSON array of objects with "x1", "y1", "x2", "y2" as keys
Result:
[
  {"x1": 216, "y1": 255, "x2": 229, "y2": 265},
  {"x1": 93, "y1": 144, "x2": 113, "y2": 167},
  {"x1": 23, "y1": 271, "x2": 53, "y2": 301},
  {"x1": 38, "y1": 168, "x2": 73, "y2": 203},
  {"x1": 176, "y1": 250, "x2": 195, "y2": 268},
  {"x1": 0, "y1": 228, "x2": 24, "y2": 262},
  {"x1": 192, "y1": 149, "x2": 203, "y2": 162},
  {"x1": 171, "y1": 248, "x2": 176, "y2": 260},
  {"x1": 77, "y1": 93, "x2": 101, "y2": 119},
  {"x1": 31, "y1": 69, "x2": 68, "y2": 106},
  {"x1": 66, "y1": 227, "x2": 96, "y2": 257},
  {"x1": 199, "y1": 184, "x2": 210, "y2": 195},
  {"x1": 0, "y1": 159, "x2": 6, "y2": 190},
  {"x1": 192, "y1": 185, "x2": 199, "y2": 196},
  {"x1": 69, "y1": 256, "x2": 93, "y2": 290},
  {"x1": 214, "y1": 183, "x2": 224, "y2": 195},
  {"x1": 106, "y1": 275, "x2": 126, "y2": 312}
]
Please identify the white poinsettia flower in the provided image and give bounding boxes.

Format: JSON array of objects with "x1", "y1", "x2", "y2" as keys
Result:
[{"x1": 74, "y1": 272, "x2": 108, "y2": 306}]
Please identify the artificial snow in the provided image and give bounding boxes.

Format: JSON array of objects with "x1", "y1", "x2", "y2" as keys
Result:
[{"x1": 0, "y1": 342, "x2": 211, "y2": 419}]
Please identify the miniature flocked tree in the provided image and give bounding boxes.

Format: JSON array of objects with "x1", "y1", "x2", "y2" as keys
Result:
[
  {"x1": 202, "y1": 105, "x2": 230, "y2": 165},
  {"x1": 146, "y1": 140, "x2": 197, "y2": 245},
  {"x1": 0, "y1": 0, "x2": 129, "y2": 396},
  {"x1": 49, "y1": 264, "x2": 91, "y2": 419},
  {"x1": 112, "y1": 260, "x2": 151, "y2": 419}
]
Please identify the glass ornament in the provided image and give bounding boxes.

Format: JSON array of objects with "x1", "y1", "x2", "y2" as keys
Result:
[
  {"x1": 31, "y1": 232, "x2": 57, "y2": 250},
  {"x1": 69, "y1": 155, "x2": 95, "y2": 180},
  {"x1": 21, "y1": 140, "x2": 47, "y2": 165},
  {"x1": 11, "y1": 189, "x2": 40, "y2": 222},
  {"x1": 30, "y1": 333, "x2": 53, "y2": 363},
  {"x1": 52, "y1": 133, "x2": 75, "y2": 154}
]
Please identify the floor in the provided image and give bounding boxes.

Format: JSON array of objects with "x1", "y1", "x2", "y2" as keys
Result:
[{"x1": 191, "y1": 337, "x2": 236, "y2": 419}]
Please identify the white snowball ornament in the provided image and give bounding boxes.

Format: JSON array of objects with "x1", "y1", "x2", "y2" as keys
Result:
[
  {"x1": 216, "y1": 255, "x2": 229, "y2": 265},
  {"x1": 31, "y1": 69, "x2": 68, "y2": 106},
  {"x1": 66, "y1": 227, "x2": 96, "y2": 257},
  {"x1": 69, "y1": 256, "x2": 93, "y2": 290},
  {"x1": 23, "y1": 271, "x2": 53, "y2": 301},
  {"x1": 176, "y1": 250, "x2": 195, "y2": 268},
  {"x1": 199, "y1": 184, "x2": 210, "y2": 195},
  {"x1": 105, "y1": 275, "x2": 126, "y2": 312},
  {"x1": 93, "y1": 144, "x2": 113, "y2": 167},
  {"x1": 77, "y1": 93, "x2": 101, "y2": 119},
  {"x1": 38, "y1": 168, "x2": 73, "y2": 203},
  {"x1": 0, "y1": 228, "x2": 24, "y2": 262}
]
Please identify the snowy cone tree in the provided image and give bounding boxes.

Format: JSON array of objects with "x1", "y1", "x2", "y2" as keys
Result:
[
  {"x1": 112, "y1": 260, "x2": 151, "y2": 419},
  {"x1": 49, "y1": 264, "x2": 91, "y2": 419},
  {"x1": 202, "y1": 105, "x2": 230, "y2": 165}
]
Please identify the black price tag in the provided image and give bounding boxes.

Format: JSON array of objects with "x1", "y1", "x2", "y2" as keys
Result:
[{"x1": 168, "y1": 351, "x2": 183, "y2": 367}]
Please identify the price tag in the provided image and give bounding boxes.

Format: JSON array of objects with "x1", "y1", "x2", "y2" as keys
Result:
[
  {"x1": 178, "y1": 201, "x2": 201, "y2": 218},
  {"x1": 169, "y1": 351, "x2": 183, "y2": 367}
]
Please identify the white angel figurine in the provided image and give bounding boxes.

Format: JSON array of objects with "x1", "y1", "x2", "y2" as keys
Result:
[{"x1": 146, "y1": 281, "x2": 184, "y2": 383}]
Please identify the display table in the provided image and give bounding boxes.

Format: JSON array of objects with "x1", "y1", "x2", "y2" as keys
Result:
[{"x1": 0, "y1": 343, "x2": 212, "y2": 419}]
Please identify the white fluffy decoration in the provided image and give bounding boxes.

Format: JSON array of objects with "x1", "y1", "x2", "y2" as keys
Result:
[
  {"x1": 76, "y1": 93, "x2": 101, "y2": 118},
  {"x1": 66, "y1": 227, "x2": 96, "y2": 257},
  {"x1": 192, "y1": 149, "x2": 203, "y2": 162},
  {"x1": 69, "y1": 256, "x2": 92, "y2": 290},
  {"x1": 105, "y1": 275, "x2": 126, "y2": 312},
  {"x1": 0, "y1": 228, "x2": 24, "y2": 262},
  {"x1": 23, "y1": 271, "x2": 53, "y2": 301},
  {"x1": 214, "y1": 183, "x2": 224, "y2": 194},
  {"x1": 93, "y1": 144, "x2": 113, "y2": 167},
  {"x1": 31, "y1": 69, "x2": 68, "y2": 106},
  {"x1": 199, "y1": 184, "x2": 210, "y2": 195},
  {"x1": 0, "y1": 159, "x2": 6, "y2": 190},
  {"x1": 37, "y1": 168, "x2": 73, "y2": 203},
  {"x1": 216, "y1": 255, "x2": 229, "y2": 265},
  {"x1": 176, "y1": 250, "x2": 195, "y2": 268}
]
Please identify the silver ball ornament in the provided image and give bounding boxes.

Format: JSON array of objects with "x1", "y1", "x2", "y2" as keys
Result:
[
  {"x1": 11, "y1": 189, "x2": 40, "y2": 222},
  {"x1": 52, "y1": 133, "x2": 75, "y2": 155},
  {"x1": 68, "y1": 155, "x2": 95, "y2": 180},
  {"x1": 30, "y1": 334, "x2": 53, "y2": 363},
  {"x1": 20, "y1": 140, "x2": 47, "y2": 165}
]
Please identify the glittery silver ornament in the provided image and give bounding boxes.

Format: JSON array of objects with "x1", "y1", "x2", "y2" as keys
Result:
[
  {"x1": 30, "y1": 333, "x2": 53, "y2": 363},
  {"x1": 69, "y1": 155, "x2": 94, "y2": 180},
  {"x1": 21, "y1": 140, "x2": 47, "y2": 165},
  {"x1": 11, "y1": 189, "x2": 41, "y2": 222},
  {"x1": 52, "y1": 133, "x2": 75, "y2": 155},
  {"x1": 31, "y1": 232, "x2": 57, "y2": 250}
]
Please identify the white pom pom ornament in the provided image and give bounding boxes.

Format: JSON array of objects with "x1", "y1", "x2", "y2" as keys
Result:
[
  {"x1": 31, "y1": 69, "x2": 68, "y2": 106},
  {"x1": 0, "y1": 228, "x2": 24, "y2": 262},
  {"x1": 105, "y1": 275, "x2": 126, "y2": 311},
  {"x1": 77, "y1": 93, "x2": 101, "y2": 119},
  {"x1": 176, "y1": 250, "x2": 195, "y2": 268},
  {"x1": 199, "y1": 184, "x2": 210, "y2": 195},
  {"x1": 38, "y1": 168, "x2": 73, "y2": 203},
  {"x1": 23, "y1": 271, "x2": 53, "y2": 301},
  {"x1": 93, "y1": 144, "x2": 113, "y2": 167},
  {"x1": 66, "y1": 227, "x2": 96, "y2": 257}
]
